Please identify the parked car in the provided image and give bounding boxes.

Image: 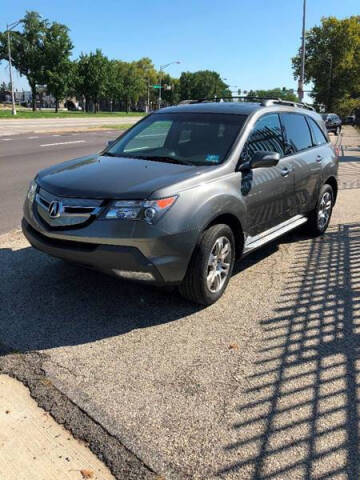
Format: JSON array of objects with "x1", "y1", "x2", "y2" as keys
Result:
[
  {"x1": 321, "y1": 113, "x2": 342, "y2": 135},
  {"x1": 23, "y1": 100, "x2": 338, "y2": 305},
  {"x1": 344, "y1": 114, "x2": 356, "y2": 126}
]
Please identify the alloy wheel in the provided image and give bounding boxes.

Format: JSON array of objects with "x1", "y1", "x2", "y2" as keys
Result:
[
  {"x1": 317, "y1": 191, "x2": 332, "y2": 230},
  {"x1": 206, "y1": 236, "x2": 232, "y2": 293}
]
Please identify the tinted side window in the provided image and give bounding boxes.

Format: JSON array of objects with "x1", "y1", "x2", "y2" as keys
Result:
[
  {"x1": 244, "y1": 113, "x2": 285, "y2": 161},
  {"x1": 307, "y1": 117, "x2": 327, "y2": 146},
  {"x1": 280, "y1": 113, "x2": 313, "y2": 154}
]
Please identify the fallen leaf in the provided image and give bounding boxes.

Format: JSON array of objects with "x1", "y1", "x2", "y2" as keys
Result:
[
  {"x1": 5, "y1": 410, "x2": 10, "y2": 414},
  {"x1": 228, "y1": 343, "x2": 239, "y2": 350},
  {"x1": 80, "y1": 470, "x2": 94, "y2": 479}
]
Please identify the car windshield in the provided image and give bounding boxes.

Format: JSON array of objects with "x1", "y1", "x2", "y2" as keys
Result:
[
  {"x1": 106, "y1": 112, "x2": 247, "y2": 166},
  {"x1": 321, "y1": 114, "x2": 329, "y2": 120}
]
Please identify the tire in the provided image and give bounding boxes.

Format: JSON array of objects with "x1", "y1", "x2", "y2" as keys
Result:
[
  {"x1": 306, "y1": 184, "x2": 334, "y2": 236},
  {"x1": 179, "y1": 224, "x2": 236, "y2": 305}
]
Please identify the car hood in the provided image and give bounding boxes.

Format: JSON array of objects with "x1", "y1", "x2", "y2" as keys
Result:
[{"x1": 37, "y1": 154, "x2": 205, "y2": 199}]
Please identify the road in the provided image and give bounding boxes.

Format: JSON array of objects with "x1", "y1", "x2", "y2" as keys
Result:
[
  {"x1": 0, "y1": 130, "x2": 119, "y2": 234},
  {"x1": 0, "y1": 115, "x2": 141, "y2": 136},
  {"x1": 0, "y1": 126, "x2": 360, "y2": 479}
]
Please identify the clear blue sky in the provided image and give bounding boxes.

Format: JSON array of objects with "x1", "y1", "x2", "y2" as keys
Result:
[{"x1": 1, "y1": 0, "x2": 359, "y2": 100}]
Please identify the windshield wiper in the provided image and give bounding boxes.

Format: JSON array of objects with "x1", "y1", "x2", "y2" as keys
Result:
[
  {"x1": 102, "y1": 151, "x2": 119, "y2": 157},
  {"x1": 130, "y1": 155, "x2": 193, "y2": 166}
]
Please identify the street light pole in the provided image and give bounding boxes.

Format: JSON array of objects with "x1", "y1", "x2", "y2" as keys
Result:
[
  {"x1": 298, "y1": 0, "x2": 306, "y2": 102},
  {"x1": 6, "y1": 19, "x2": 22, "y2": 116},
  {"x1": 158, "y1": 61, "x2": 180, "y2": 109},
  {"x1": 7, "y1": 24, "x2": 17, "y2": 116}
]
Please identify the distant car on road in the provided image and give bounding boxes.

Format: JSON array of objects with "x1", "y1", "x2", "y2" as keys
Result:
[
  {"x1": 321, "y1": 113, "x2": 342, "y2": 135},
  {"x1": 23, "y1": 99, "x2": 339, "y2": 305}
]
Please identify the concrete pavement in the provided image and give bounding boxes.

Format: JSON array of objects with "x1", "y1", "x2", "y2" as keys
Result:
[
  {"x1": 0, "y1": 375, "x2": 115, "y2": 480},
  {"x1": 0, "y1": 126, "x2": 359, "y2": 479},
  {"x1": 0, "y1": 116, "x2": 141, "y2": 136}
]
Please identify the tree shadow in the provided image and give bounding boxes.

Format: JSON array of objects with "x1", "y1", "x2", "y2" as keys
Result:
[{"x1": 219, "y1": 223, "x2": 360, "y2": 479}]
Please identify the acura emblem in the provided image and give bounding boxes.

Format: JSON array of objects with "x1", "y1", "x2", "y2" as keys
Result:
[{"x1": 48, "y1": 200, "x2": 62, "y2": 218}]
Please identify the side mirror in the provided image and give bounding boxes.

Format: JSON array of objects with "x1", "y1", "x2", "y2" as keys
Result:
[{"x1": 239, "y1": 151, "x2": 280, "y2": 171}]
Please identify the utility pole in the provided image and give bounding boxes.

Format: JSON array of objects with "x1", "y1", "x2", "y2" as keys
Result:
[
  {"x1": 7, "y1": 25, "x2": 16, "y2": 116},
  {"x1": 147, "y1": 79, "x2": 150, "y2": 113},
  {"x1": 327, "y1": 54, "x2": 333, "y2": 112},
  {"x1": 298, "y1": 0, "x2": 306, "y2": 102}
]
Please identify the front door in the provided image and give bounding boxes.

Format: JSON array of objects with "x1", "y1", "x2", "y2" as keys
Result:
[{"x1": 239, "y1": 113, "x2": 294, "y2": 236}]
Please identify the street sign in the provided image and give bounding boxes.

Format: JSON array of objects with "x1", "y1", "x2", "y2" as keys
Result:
[{"x1": 152, "y1": 85, "x2": 161, "y2": 89}]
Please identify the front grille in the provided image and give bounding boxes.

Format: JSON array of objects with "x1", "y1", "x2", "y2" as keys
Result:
[{"x1": 35, "y1": 187, "x2": 104, "y2": 228}]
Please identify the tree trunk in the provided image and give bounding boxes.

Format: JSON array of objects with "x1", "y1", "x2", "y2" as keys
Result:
[
  {"x1": 55, "y1": 98, "x2": 59, "y2": 113},
  {"x1": 30, "y1": 82, "x2": 37, "y2": 111}
]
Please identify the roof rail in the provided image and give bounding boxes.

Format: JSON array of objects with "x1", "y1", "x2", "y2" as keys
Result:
[{"x1": 177, "y1": 96, "x2": 315, "y2": 111}]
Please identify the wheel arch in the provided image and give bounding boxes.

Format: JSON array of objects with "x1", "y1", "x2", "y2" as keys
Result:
[{"x1": 204, "y1": 213, "x2": 244, "y2": 259}]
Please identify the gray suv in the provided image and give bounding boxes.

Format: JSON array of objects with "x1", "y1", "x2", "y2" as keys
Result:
[{"x1": 22, "y1": 99, "x2": 338, "y2": 305}]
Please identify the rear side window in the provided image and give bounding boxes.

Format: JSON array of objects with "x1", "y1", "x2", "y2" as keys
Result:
[
  {"x1": 307, "y1": 117, "x2": 327, "y2": 146},
  {"x1": 280, "y1": 113, "x2": 313, "y2": 154},
  {"x1": 244, "y1": 113, "x2": 285, "y2": 161}
]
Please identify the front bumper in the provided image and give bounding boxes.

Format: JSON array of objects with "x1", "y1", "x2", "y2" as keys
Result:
[
  {"x1": 22, "y1": 192, "x2": 199, "y2": 285},
  {"x1": 22, "y1": 219, "x2": 170, "y2": 284}
]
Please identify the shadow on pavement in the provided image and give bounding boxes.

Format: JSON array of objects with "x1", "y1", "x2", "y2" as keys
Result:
[
  {"x1": 0, "y1": 234, "x2": 284, "y2": 353},
  {"x1": 220, "y1": 222, "x2": 360, "y2": 479}
]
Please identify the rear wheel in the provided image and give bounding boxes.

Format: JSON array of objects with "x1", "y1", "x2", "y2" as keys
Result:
[
  {"x1": 179, "y1": 224, "x2": 235, "y2": 305},
  {"x1": 306, "y1": 184, "x2": 334, "y2": 236}
]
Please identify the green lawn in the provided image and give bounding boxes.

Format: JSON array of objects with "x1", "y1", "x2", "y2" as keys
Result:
[{"x1": 0, "y1": 109, "x2": 145, "y2": 119}]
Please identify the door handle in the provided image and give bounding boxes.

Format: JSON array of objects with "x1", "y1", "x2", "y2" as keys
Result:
[
  {"x1": 316, "y1": 155, "x2": 323, "y2": 162},
  {"x1": 280, "y1": 167, "x2": 290, "y2": 177}
]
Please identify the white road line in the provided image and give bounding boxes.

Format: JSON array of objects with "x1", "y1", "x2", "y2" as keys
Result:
[
  {"x1": 40, "y1": 140, "x2": 86, "y2": 147},
  {"x1": 2, "y1": 138, "x2": 12, "y2": 141},
  {"x1": 52, "y1": 134, "x2": 61, "y2": 136},
  {"x1": 28, "y1": 136, "x2": 39, "y2": 139}
]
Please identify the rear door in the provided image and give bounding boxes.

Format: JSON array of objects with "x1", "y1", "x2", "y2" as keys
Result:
[
  {"x1": 239, "y1": 113, "x2": 294, "y2": 235},
  {"x1": 280, "y1": 113, "x2": 323, "y2": 214}
]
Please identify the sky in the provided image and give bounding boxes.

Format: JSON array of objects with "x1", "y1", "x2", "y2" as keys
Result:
[{"x1": 1, "y1": 0, "x2": 359, "y2": 102}]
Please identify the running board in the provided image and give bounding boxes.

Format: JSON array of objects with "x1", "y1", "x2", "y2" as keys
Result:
[{"x1": 243, "y1": 215, "x2": 308, "y2": 254}]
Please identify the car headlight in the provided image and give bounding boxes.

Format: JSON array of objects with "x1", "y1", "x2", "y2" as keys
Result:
[
  {"x1": 105, "y1": 196, "x2": 177, "y2": 224},
  {"x1": 27, "y1": 179, "x2": 38, "y2": 204}
]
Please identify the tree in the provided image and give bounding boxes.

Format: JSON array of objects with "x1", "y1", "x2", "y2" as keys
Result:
[
  {"x1": 0, "y1": 11, "x2": 49, "y2": 110},
  {"x1": 292, "y1": 16, "x2": 360, "y2": 111},
  {"x1": 43, "y1": 22, "x2": 73, "y2": 112},
  {"x1": 74, "y1": 50, "x2": 108, "y2": 112},
  {"x1": 246, "y1": 87, "x2": 298, "y2": 102},
  {"x1": 179, "y1": 70, "x2": 231, "y2": 101}
]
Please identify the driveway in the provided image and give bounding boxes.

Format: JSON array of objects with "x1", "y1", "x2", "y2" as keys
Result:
[{"x1": 0, "y1": 126, "x2": 359, "y2": 479}]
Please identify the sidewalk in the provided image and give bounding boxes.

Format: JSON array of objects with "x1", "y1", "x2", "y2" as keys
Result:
[{"x1": 0, "y1": 375, "x2": 115, "y2": 480}]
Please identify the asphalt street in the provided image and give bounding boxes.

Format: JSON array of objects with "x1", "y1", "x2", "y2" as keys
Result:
[
  {"x1": 0, "y1": 127, "x2": 360, "y2": 479},
  {"x1": 0, "y1": 130, "x2": 120, "y2": 234}
]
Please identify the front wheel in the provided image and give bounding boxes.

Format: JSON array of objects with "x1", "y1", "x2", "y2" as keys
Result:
[
  {"x1": 306, "y1": 184, "x2": 334, "y2": 236},
  {"x1": 179, "y1": 224, "x2": 235, "y2": 305}
]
